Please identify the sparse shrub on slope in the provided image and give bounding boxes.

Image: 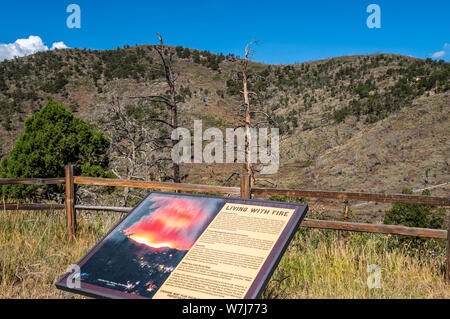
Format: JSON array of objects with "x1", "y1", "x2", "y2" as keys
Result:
[
  {"x1": 333, "y1": 59, "x2": 449, "y2": 124},
  {"x1": 383, "y1": 188, "x2": 447, "y2": 252},
  {"x1": 384, "y1": 188, "x2": 446, "y2": 229}
]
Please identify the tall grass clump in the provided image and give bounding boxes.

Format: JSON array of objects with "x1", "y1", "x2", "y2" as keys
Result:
[
  {"x1": 0, "y1": 209, "x2": 122, "y2": 298},
  {"x1": 263, "y1": 227, "x2": 449, "y2": 299}
]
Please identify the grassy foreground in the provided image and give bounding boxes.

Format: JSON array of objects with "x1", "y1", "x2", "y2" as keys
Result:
[{"x1": 0, "y1": 210, "x2": 448, "y2": 299}]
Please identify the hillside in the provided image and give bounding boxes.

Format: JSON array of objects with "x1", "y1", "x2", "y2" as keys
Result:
[{"x1": 0, "y1": 46, "x2": 448, "y2": 220}]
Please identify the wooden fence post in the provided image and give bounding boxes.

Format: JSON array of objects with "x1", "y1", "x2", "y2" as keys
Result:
[
  {"x1": 446, "y1": 216, "x2": 450, "y2": 283},
  {"x1": 344, "y1": 200, "x2": 349, "y2": 220},
  {"x1": 342, "y1": 200, "x2": 349, "y2": 244},
  {"x1": 240, "y1": 175, "x2": 251, "y2": 199},
  {"x1": 65, "y1": 165, "x2": 76, "y2": 240}
]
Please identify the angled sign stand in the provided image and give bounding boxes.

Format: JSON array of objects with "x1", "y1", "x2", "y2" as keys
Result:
[{"x1": 56, "y1": 192, "x2": 308, "y2": 299}]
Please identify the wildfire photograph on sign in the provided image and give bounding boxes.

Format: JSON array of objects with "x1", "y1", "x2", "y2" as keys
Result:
[{"x1": 59, "y1": 193, "x2": 225, "y2": 298}]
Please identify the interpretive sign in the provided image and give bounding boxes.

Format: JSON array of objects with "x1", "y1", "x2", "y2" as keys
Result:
[{"x1": 56, "y1": 192, "x2": 308, "y2": 299}]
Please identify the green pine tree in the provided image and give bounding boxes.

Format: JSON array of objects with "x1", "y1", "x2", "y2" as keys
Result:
[{"x1": 0, "y1": 100, "x2": 114, "y2": 199}]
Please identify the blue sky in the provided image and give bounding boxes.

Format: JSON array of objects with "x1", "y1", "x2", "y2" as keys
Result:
[{"x1": 0, "y1": 0, "x2": 448, "y2": 64}]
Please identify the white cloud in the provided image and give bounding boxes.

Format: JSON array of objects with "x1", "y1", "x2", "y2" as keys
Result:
[
  {"x1": 0, "y1": 36, "x2": 69, "y2": 61},
  {"x1": 51, "y1": 41, "x2": 68, "y2": 50},
  {"x1": 430, "y1": 43, "x2": 449, "y2": 59},
  {"x1": 431, "y1": 50, "x2": 446, "y2": 59}
]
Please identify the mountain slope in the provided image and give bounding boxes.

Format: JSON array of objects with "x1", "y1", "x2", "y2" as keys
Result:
[{"x1": 0, "y1": 46, "x2": 448, "y2": 221}]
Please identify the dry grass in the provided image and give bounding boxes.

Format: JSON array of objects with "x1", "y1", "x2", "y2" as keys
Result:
[
  {"x1": 263, "y1": 228, "x2": 449, "y2": 299},
  {"x1": 0, "y1": 209, "x2": 122, "y2": 298},
  {"x1": 0, "y1": 210, "x2": 448, "y2": 299}
]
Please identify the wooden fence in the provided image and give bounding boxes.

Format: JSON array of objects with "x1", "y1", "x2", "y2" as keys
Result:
[{"x1": 1, "y1": 165, "x2": 449, "y2": 281}]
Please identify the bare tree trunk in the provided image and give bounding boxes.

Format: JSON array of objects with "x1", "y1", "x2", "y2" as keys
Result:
[
  {"x1": 157, "y1": 33, "x2": 180, "y2": 183},
  {"x1": 243, "y1": 42, "x2": 256, "y2": 186},
  {"x1": 170, "y1": 90, "x2": 180, "y2": 183},
  {"x1": 123, "y1": 186, "x2": 129, "y2": 206}
]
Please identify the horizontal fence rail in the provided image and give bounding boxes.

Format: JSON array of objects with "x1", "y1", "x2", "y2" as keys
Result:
[
  {"x1": 75, "y1": 205, "x2": 132, "y2": 213},
  {"x1": 73, "y1": 205, "x2": 448, "y2": 240},
  {"x1": 251, "y1": 187, "x2": 450, "y2": 206},
  {"x1": 1, "y1": 203, "x2": 65, "y2": 210},
  {"x1": 0, "y1": 178, "x2": 65, "y2": 185},
  {"x1": 301, "y1": 218, "x2": 447, "y2": 239},
  {"x1": 73, "y1": 176, "x2": 241, "y2": 196},
  {"x1": 6, "y1": 202, "x2": 445, "y2": 240}
]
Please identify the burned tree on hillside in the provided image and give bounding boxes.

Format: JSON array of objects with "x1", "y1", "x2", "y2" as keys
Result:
[
  {"x1": 226, "y1": 41, "x2": 281, "y2": 187},
  {"x1": 130, "y1": 33, "x2": 186, "y2": 183},
  {"x1": 99, "y1": 96, "x2": 173, "y2": 205}
]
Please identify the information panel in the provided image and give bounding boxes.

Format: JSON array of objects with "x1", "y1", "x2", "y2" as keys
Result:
[{"x1": 56, "y1": 192, "x2": 308, "y2": 299}]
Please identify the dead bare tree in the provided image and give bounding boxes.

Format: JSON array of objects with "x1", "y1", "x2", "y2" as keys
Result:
[
  {"x1": 243, "y1": 42, "x2": 255, "y2": 184},
  {"x1": 99, "y1": 96, "x2": 172, "y2": 205},
  {"x1": 225, "y1": 41, "x2": 286, "y2": 187},
  {"x1": 242, "y1": 41, "x2": 278, "y2": 185},
  {"x1": 130, "y1": 33, "x2": 182, "y2": 183}
]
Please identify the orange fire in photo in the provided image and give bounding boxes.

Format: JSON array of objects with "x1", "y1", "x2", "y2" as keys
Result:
[{"x1": 123, "y1": 196, "x2": 213, "y2": 251}]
